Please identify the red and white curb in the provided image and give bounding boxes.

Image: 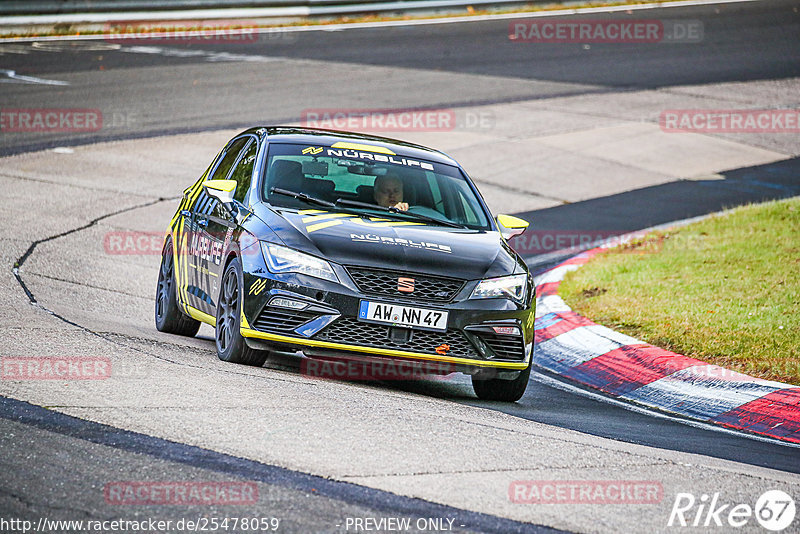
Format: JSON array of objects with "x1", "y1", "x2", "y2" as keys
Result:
[{"x1": 532, "y1": 246, "x2": 800, "y2": 445}]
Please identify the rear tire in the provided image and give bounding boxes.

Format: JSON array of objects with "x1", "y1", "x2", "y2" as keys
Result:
[
  {"x1": 155, "y1": 239, "x2": 201, "y2": 337},
  {"x1": 471, "y1": 362, "x2": 531, "y2": 402},
  {"x1": 215, "y1": 258, "x2": 268, "y2": 367}
]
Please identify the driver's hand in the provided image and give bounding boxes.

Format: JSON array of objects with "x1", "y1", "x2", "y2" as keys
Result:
[{"x1": 392, "y1": 202, "x2": 409, "y2": 211}]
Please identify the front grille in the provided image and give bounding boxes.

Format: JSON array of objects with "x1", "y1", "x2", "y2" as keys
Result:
[
  {"x1": 314, "y1": 317, "x2": 478, "y2": 359},
  {"x1": 253, "y1": 306, "x2": 318, "y2": 334},
  {"x1": 476, "y1": 333, "x2": 526, "y2": 361},
  {"x1": 346, "y1": 266, "x2": 464, "y2": 303}
]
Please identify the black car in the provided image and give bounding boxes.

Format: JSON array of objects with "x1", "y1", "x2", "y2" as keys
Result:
[{"x1": 155, "y1": 127, "x2": 535, "y2": 401}]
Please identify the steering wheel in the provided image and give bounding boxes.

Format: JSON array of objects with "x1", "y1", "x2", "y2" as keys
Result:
[{"x1": 407, "y1": 205, "x2": 452, "y2": 222}]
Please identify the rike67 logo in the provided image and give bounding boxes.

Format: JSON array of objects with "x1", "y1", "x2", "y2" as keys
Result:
[{"x1": 668, "y1": 490, "x2": 795, "y2": 531}]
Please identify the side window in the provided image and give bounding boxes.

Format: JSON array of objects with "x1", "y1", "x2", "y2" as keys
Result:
[
  {"x1": 459, "y1": 193, "x2": 479, "y2": 225},
  {"x1": 209, "y1": 137, "x2": 248, "y2": 181},
  {"x1": 229, "y1": 139, "x2": 257, "y2": 203},
  {"x1": 426, "y1": 173, "x2": 444, "y2": 213}
]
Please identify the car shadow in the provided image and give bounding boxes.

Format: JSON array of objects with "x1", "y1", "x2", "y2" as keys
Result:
[{"x1": 239, "y1": 157, "x2": 800, "y2": 473}]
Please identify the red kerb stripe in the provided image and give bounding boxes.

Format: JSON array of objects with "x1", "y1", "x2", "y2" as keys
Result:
[
  {"x1": 712, "y1": 388, "x2": 800, "y2": 443},
  {"x1": 564, "y1": 344, "x2": 705, "y2": 396}
]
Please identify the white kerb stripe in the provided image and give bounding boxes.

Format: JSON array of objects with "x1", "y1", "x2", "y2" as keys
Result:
[
  {"x1": 674, "y1": 365, "x2": 800, "y2": 390},
  {"x1": 535, "y1": 324, "x2": 641, "y2": 372},
  {"x1": 534, "y1": 264, "x2": 579, "y2": 286},
  {"x1": 621, "y1": 367, "x2": 785, "y2": 420},
  {"x1": 535, "y1": 294, "x2": 571, "y2": 318}
]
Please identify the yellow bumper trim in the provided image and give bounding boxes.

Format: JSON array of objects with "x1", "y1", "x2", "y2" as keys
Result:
[{"x1": 240, "y1": 328, "x2": 528, "y2": 369}]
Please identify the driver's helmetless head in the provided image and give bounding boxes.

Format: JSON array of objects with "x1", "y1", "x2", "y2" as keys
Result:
[{"x1": 373, "y1": 174, "x2": 404, "y2": 208}]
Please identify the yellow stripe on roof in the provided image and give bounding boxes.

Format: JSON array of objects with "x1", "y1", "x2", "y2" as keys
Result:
[{"x1": 331, "y1": 141, "x2": 395, "y2": 155}]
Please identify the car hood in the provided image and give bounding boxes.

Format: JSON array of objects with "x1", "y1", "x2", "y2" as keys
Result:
[{"x1": 255, "y1": 206, "x2": 521, "y2": 280}]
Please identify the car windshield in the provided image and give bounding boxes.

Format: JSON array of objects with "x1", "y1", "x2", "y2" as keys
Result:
[{"x1": 261, "y1": 142, "x2": 491, "y2": 230}]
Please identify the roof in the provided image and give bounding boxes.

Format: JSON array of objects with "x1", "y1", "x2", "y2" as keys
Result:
[{"x1": 240, "y1": 126, "x2": 459, "y2": 167}]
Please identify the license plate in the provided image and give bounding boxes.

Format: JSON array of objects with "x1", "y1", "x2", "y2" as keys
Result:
[{"x1": 358, "y1": 300, "x2": 448, "y2": 332}]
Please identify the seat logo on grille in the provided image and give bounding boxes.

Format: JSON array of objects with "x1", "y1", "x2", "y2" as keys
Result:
[{"x1": 397, "y1": 277, "x2": 415, "y2": 293}]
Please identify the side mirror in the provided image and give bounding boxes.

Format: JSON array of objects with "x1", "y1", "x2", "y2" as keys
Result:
[
  {"x1": 496, "y1": 214, "x2": 529, "y2": 240},
  {"x1": 203, "y1": 179, "x2": 237, "y2": 204}
]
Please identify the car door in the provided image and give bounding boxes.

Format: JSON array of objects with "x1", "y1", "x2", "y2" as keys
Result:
[
  {"x1": 187, "y1": 136, "x2": 250, "y2": 316},
  {"x1": 204, "y1": 136, "x2": 259, "y2": 309}
]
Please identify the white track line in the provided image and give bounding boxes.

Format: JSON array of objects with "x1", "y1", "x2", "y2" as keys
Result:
[
  {"x1": 0, "y1": 68, "x2": 69, "y2": 85},
  {"x1": 532, "y1": 370, "x2": 800, "y2": 449}
]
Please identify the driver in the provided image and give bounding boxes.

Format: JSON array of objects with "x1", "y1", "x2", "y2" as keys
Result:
[{"x1": 373, "y1": 173, "x2": 409, "y2": 211}]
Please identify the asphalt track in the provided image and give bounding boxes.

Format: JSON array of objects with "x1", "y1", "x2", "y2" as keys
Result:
[
  {"x1": 1, "y1": 1, "x2": 800, "y2": 532},
  {"x1": 1, "y1": 0, "x2": 799, "y2": 156}
]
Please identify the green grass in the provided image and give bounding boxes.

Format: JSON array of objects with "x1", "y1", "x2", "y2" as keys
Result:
[{"x1": 559, "y1": 197, "x2": 800, "y2": 385}]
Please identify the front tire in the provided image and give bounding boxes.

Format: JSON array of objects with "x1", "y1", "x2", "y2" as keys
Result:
[
  {"x1": 215, "y1": 258, "x2": 268, "y2": 367},
  {"x1": 471, "y1": 362, "x2": 531, "y2": 402},
  {"x1": 155, "y1": 239, "x2": 200, "y2": 337}
]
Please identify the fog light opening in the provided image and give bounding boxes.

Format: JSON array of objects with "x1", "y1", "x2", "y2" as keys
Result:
[{"x1": 492, "y1": 326, "x2": 520, "y2": 336}]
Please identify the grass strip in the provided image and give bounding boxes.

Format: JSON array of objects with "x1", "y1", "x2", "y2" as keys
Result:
[{"x1": 559, "y1": 197, "x2": 800, "y2": 385}]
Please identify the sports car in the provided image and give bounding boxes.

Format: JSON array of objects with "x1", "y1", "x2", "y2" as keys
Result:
[{"x1": 155, "y1": 127, "x2": 535, "y2": 401}]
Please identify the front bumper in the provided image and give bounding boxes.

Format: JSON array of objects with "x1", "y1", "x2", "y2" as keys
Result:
[{"x1": 239, "y1": 260, "x2": 534, "y2": 373}]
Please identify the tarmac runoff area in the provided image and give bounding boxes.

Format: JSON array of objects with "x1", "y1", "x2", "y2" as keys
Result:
[{"x1": 1, "y1": 78, "x2": 800, "y2": 532}]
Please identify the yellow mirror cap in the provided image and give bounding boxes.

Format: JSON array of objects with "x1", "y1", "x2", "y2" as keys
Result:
[
  {"x1": 497, "y1": 214, "x2": 529, "y2": 229},
  {"x1": 204, "y1": 179, "x2": 237, "y2": 193}
]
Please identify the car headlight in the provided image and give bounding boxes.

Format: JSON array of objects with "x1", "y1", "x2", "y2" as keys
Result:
[
  {"x1": 261, "y1": 242, "x2": 338, "y2": 283},
  {"x1": 470, "y1": 274, "x2": 528, "y2": 304}
]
